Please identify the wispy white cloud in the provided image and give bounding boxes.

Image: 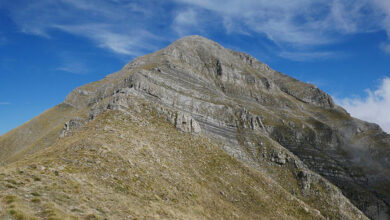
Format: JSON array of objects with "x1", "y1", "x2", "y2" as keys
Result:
[
  {"x1": 373, "y1": 0, "x2": 390, "y2": 54},
  {"x1": 173, "y1": 8, "x2": 199, "y2": 36},
  {"x1": 54, "y1": 24, "x2": 159, "y2": 56},
  {"x1": 173, "y1": 0, "x2": 339, "y2": 46},
  {"x1": 338, "y1": 77, "x2": 390, "y2": 133},
  {"x1": 2, "y1": 0, "x2": 164, "y2": 56},
  {"x1": 174, "y1": 0, "x2": 390, "y2": 56},
  {"x1": 0, "y1": 102, "x2": 10, "y2": 105},
  {"x1": 174, "y1": 9, "x2": 198, "y2": 26},
  {"x1": 3, "y1": 0, "x2": 390, "y2": 60}
]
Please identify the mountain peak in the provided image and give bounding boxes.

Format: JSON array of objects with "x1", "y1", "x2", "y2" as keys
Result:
[
  {"x1": 68, "y1": 35, "x2": 336, "y2": 110},
  {"x1": 162, "y1": 35, "x2": 228, "y2": 61},
  {"x1": 175, "y1": 34, "x2": 214, "y2": 42},
  {"x1": 1, "y1": 36, "x2": 390, "y2": 219},
  {"x1": 172, "y1": 35, "x2": 220, "y2": 46}
]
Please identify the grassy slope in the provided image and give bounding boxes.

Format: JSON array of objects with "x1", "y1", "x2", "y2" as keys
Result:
[
  {"x1": 0, "y1": 104, "x2": 82, "y2": 165},
  {"x1": 0, "y1": 105, "x2": 332, "y2": 220}
]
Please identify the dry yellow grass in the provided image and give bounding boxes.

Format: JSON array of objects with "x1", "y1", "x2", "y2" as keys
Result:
[
  {"x1": 0, "y1": 103, "x2": 82, "y2": 165},
  {"x1": 0, "y1": 103, "x2": 330, "y2": 219},
  {"x1": 0, "y1": 94, "x2": 368, "y2": 219}
]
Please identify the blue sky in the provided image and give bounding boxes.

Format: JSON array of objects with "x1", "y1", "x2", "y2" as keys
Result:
[{"x1": 1, "y1": 0, "x2": 390, "y2": 135}]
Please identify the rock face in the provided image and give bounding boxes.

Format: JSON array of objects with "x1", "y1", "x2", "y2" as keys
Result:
[
  {"x1": 59, "y1": 117, "x2": 85, "y2": 138},
  {"x1": 1, "y1": 35, "x2": 390, "y2": 219},
  {"x1": 173, "y1": 112, "x2": 201, "y2": 133}
]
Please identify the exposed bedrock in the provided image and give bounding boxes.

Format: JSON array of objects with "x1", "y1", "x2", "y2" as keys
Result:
[{"x1": 62, "y1": 35, "x2": 390, "y2": 219}]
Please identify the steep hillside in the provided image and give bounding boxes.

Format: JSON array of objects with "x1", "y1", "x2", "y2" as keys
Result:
[
  {"x1": 0, "y1": 104, "x2": 79, "y2": 165},
  {"x1": 1, "y1": 35, "x2": 389, "y2": 219},
  {"x1": 0, "y1": 97, "x2": 366, "y2": 219}
]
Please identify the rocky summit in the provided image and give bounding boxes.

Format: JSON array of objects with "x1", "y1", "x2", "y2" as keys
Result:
[{"x1": 1, "y1": 35, "x2": 390, "y2": 219}]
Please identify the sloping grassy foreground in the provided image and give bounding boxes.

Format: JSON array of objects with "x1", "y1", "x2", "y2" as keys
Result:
[{"x1": 0, "y1": 106, "x2": 334, "y2": 220}]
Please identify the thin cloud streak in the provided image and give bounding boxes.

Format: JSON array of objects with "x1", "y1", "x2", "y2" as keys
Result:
[
  {"x1": 279, "y1": 51, "x2": 348, "y2": 61},
  {"x1": 53, "y1": 24, "x2": 159, "y2": 56},
  {"x1": 56, "y1": 62, "x2": 89, "y2": 74},
  {"x1": 1, "y1": 0, "x2": 165, "y2": 57}
]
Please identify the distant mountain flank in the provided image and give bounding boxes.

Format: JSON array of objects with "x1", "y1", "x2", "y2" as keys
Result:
[{"x1": 1, "y1": 36, "x2": 389, "y2": 219}]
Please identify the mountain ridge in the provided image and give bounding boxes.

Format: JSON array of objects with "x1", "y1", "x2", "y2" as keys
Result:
[{"x1": 1, "y1": 35, "x2": 389, "y2": 219}]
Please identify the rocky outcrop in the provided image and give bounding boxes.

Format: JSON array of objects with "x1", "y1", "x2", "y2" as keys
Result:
[
  {"x1": 172, "y1": 112, "x2": 201, "y2": 134},
  {"x1": 237, "y1": 108, "x2": 267, "y2": 132},
  {"x1": 274, "y1": 74, "x2": 335, "y2": 108},
  {"x1": 271, "y1": 151, "x2": 287, "y2": 165},
  {"x1": 59, "y1": 117, "x2": 85, "y2": 138}
]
